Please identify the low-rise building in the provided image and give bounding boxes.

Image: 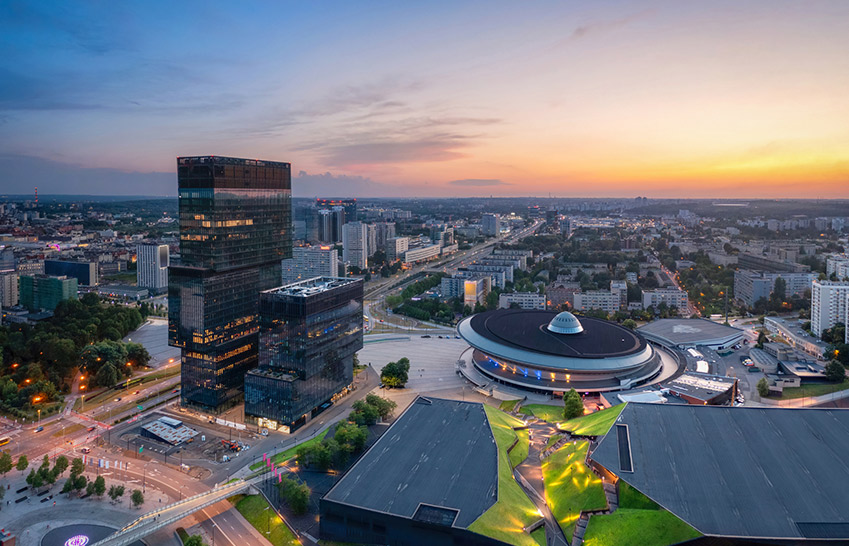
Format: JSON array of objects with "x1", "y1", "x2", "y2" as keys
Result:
[
  {"x1": 573, "y1": 290, "x2": 620, "y2": 313},
  {"x1": 403, "y1": 243, "x2": 441, "y2": 264},
  {"x1": 641, "y1": 288, "x2": 689, "y2": 311},
  {"x1": 498, "y1": 291, "x2": 545, "y2": 310}
]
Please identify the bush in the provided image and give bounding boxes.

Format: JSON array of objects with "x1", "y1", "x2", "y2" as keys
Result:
[
  {"x1": 757, "y1": 377, "x2": 769, "y2": 397},
  {"x1": 278, "y1": 476, "x2": 311, "y2": 515},
  {"x1": 825, "y1": 360, "x2": 846, "y2": 382}
]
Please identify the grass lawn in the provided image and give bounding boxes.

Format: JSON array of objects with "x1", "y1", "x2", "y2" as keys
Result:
[
  {"x1": 545, "y1": 434, "x2": 563, "y2": 450},
  {"x1": 468, "y1": 406, "x2": 541, "y2": 546},
  {"x1": 52, "y1": 422, "x2": 86, "y2": 438},
  {"x1": 582, "y1": 509, "x2": 701, "y2": 546},
  {"x1": 249, "y1": 428, "x2": 330, "y2": 471},
  {"x1": 510, "y1": 428, "x2": 529, "y2": 467},
  {"x1": 519, "y1": 403, "x2": 564, "y2": 423},
  {"x1": 559, "y1": 404, "x2": 625, "y2": 437},
  {"x1": 499, "y1": 399, "x2": 520, "y2": 412},
  {"x1": 618, "y1": 481, "x2": 660, "y2": 510},
  {"x1": 778, "y1": 379, "x2": 849, "y2": 399},
  {"x1": 541, "y1": 440, "x2": 607, "y2": 539},
  {"x1": 530, "y1": 526, "x2": 546, "y2": 546},
  {"x1": 230, "y1": 494, "x2": 300, "y2": 546}
]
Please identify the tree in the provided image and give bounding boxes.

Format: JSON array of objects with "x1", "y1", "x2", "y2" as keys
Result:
[
  {"x1": 563, "y1": 389, "x2": 584, "y2": 420},
  {"x1": 108, "y1": 484, "x2": 126, "y2": 502},
  {"x1": 755, "y1": 331, "x2": 767, "y2": 350},
  {"x1": 53, "y1": 455, "x2": 69, "y2": 477},
  {"x1": 74, "y1": 474, "x2": 87, "y2": 493},
  {"x1": 92, "y1": 475, "x2": 106, "y2": 497},
  {"x1": 0, "y1": 451, "x2": 12, "y2": 478},
  {"x1": 380, "y1": 360, "x2": 409, "y2": 388},
  {"x1": 621, "y1": 319, "x2": 637, "y2": 330},
  {"x1": 757, "y1": 377, "x2": 769, "y2": 397},
  {"x1": 16, "y1": 454, "x2": 28, "y2": 474},
  {"x1": 61, "y1": 477, "x2": 76, "y2": 495},
  {"x1": 86, "y1": 481, "x2": 96, "y2": 496},
  {"x1": 131, "y1": 489, "x2": 144, "y2": 508},
  {"x1": 334, "y1": 421, "x2": 369, "y2": 453},
  {"x1": 70, "y1": 457, "x2": 85, "y2": 476},
  {"x1": 365, "y1": 393, "x2": 397, "y2": 419},
  {"x1": 825, "y1": 360, "x2": 846, "y2": 383},
  {"x1": 125, "y1": 342, "x2": 151, "y2": 368},
  {"x1": 350, "y1": 400, "x2": 380, "y2": 426},
  {"x1": 184, "y1": 536, "x2": 205, "y2": 546},
  {"x1": 95, "y1": 363, "x2": 119, "y2": 387}
]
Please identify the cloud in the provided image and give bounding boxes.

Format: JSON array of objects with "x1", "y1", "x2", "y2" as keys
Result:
[
  {"x1": 0, "y1": 154, "x2": 174, "y2": 196},
  {"x1": 293, "y1": 171, "x2": 404, "y2": 197},
  {"x1": 448, "y1": 178, "x2": 511, "y2": 187},
  {"x1": 559, "y1": 10, "x2": 649, "y2": 44}
]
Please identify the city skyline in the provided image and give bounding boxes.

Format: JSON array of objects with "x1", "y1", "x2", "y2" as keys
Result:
[{"x1": 2, "y1": 1, "x2": 849, "y2": 198}]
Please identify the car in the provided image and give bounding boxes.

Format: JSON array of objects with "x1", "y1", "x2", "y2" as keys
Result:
[
  {"x1": 421, "y1": 335, "x2": 431, "y2": 338},
  {"x1": 438, "y1": 335, "x2": 443, "y2": 339},
  {"x1": 114, "y1": 397, "x2": 122, "y2": 402},
  {"x1": 81, "y1": 447, "x2": 91, "y2": 454},
  {"x1": 172, "y1": 389, "x2": 179, "y2": 393},
  {"x1": 87, "y1": 426, "x2": 96, "y2": 432},
  {"x1": 134, "y1": 390, "x2": 140, "y2": 395},
  {"x1": 35, "y1": 426, "x2": 44, "y2": 433}
]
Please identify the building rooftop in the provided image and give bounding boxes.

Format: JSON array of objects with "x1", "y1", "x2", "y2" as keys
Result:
[
  {"x1": 141, "y1": 417, "x2": 199, "y2": 445},
  {"x1": 637, "y1": 318, "x2": 743, "y2": 346},
  {"x1": 268, "y1": 276, "x2": 359, "y2": 298},
  {"x1": 177, "y1": 155, "x2": 291, "y2": 168},
  {"x1": 466, "y1": 309, "x2": 646, "y2": 359},
  {"x1": 590, "y1": 403, "x2": 849, "y2": 540},
  {"x1": 663, "y1": 371, "x2": 736, "y2": 402},
  {"x1": 323, "y1": 397, "x2": 497, "y2": 528}
]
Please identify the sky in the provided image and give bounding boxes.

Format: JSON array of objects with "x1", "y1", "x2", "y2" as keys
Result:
[{"x1": 1, "y1": 0, "x2": 848, "y2": 198}]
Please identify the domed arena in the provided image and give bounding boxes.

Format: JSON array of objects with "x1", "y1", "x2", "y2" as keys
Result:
[{"x1": 457, "y1": 309, "x2": 669, "y2": 393}]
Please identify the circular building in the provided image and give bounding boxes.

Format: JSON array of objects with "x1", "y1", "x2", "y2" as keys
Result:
[{"x1": 458, "y1": 309, "x2": 664, "y2": 393}]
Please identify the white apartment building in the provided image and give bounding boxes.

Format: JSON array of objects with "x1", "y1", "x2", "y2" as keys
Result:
[
  {"x1": 498, "y1": 292, "x2": 546, "y2": 310},
  {"x1": 281, "y1": 246, "x2": 339, "y2": 284},
  {"x1": 385, "y1": 237, "x2": 410, "y2": 262},
  {"x1": 403, "y1": 244, "x2": 441, "y2": 264},
  {"x1": 342, "y1": 222, "x2": 368, "y2": 269},
  {"x1": 642, "y1": 288, "x2": 689, "y2": 311},
  {"x1": 136, "y1": 244, "x2": 169, "y2": 294},
  {"x1": 572, "y1": 290, "x2": 620, "y2": 313},
  {"x1": 0, "y1": 269, "x2": 18, "y2": 307},
  {"x1": 827, "y1": 255, "x2": 849, "y2": 280},
  {"x1": 811, "y1": 280, "x2": 849, "y2": 340}
]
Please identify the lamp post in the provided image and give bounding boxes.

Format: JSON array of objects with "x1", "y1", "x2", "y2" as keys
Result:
[
  {"x1": 37, "y1": 408, "x2": 41, "y2": 428},
  {"x1": 179, "y1": 484, "x2": 187, "y2": 500},
  {"x1": 264, "y1": 505, "x2": 271, "y2": 534}
]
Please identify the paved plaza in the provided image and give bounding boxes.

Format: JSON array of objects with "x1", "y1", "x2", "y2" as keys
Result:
[{"x1": 125, "y1": 317, "x2": 180, "y2": 368}]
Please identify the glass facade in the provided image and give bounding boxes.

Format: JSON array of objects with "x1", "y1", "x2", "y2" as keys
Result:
[
  {"x1": 169, "y1": 156, "x2": 291, "y2": 411},
  {"x1": 245, "y1": 277, "x2": 363, "y2": 432}
]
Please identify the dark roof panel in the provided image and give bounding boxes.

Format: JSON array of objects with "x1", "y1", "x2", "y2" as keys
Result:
[
  {"x1": 323, "y1": 397, "x2": 498, "y2": 528},
  {"x1": 590, "y1": 403, "x2": 849, "y2": 539}
]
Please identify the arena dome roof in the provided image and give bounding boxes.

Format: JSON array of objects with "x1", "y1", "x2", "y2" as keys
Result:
[{"x1": 547, "y1": 311, "x2": 584, "y2": 334}]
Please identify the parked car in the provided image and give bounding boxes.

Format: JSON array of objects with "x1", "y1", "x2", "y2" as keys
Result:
[
  {"x1": 35, "y1": 426, "x2": 44, "y2": 433},
  {"x1": 81, "y1": 447, "x2": 91, "y2": 454}
]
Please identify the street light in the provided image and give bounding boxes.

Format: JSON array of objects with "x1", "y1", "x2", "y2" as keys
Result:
[{"x1": 264, "y1": 506, "x2": 271, "y2": 534}]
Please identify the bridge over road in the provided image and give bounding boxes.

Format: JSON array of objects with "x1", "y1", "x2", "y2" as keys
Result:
[{"x1": 91, "y1": 475, "x2": 265, "y2": 546}]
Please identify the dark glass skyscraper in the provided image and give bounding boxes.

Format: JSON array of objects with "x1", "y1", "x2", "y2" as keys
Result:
[
  {"x1": 245, "y1": 277, "x2": 363, "y2": 433},
  {"x1": 169, "y1": 156, "x2": 292, "y2": 411}
]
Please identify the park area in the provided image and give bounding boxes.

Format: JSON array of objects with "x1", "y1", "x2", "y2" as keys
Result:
[
  {"x1": 467, "y1": 406, "x2": 544, "y2": 546},
  {"x1": 559, "y1": 404, "x2": 625, "y2": 436},
  {"x1": 541, "y1": 440, "x2": 608, "y2": 539},
  {"x1": 582, "y1": 482, "x2": 700, "y2": 546}
]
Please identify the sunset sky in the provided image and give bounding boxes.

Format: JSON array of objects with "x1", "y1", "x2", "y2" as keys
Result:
[{"x1": 1, "y1": 1, "x2": 848, "y2": 197}]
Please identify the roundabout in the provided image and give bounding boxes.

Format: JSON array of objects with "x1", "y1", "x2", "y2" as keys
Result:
[
  {"x1": 458, "y1": 309, "x2": 671, "y2": 393},
  {"x1": 41, "y1": 524, "x2": 145, "y2": 546}
]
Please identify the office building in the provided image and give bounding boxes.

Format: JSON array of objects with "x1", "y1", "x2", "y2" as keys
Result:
[
  {"x1": 322, "y1": 398, "x2": 504, "y2": 546},
  {"x1": 316, "y1": 198, "x2": 357, "y2": 222},
  {"x1": 244, "y1": 277, "x2": 363, "y2": 433},
  {"x1": 737, "y1": 253, "x2": 809, "y2": 273},
  {"x1": 137, "y1": 244, "x2": 170, "y2": 294},
  {"x1": 44, "y1": 259, "x2": 98, "y2": 286},
  {"x1": 342, "y1": 222, "x2": 368, "y2": 269},
  {"x1": 811, "y1": 280, "x2": 849, "y2": 340},
  {"x1": 441, "y1": 275, "x2": 490, "y2": 306},
  {"x1": 481, "y1": 213, "x2": 500, "y2": 237},
  {"x1": 545, "y1": 207, "x2": 560, "y2": 233},
  {"x1": 733, "y1": 270, "x2": 816, "y2": 307},
  {"x1": 169, "y1": 156, "x2": 292, "y2": 411},
  {"x1": 403, "y1": 243, "x2": 441, "y2": 264},
  {"x1": 0, "y1": 270, "x2": 18, "y2": 308},
  {"x1": 498, "y1": 291, "x2": 546, "y2": 310},
  {"x1": 385, "y1": 237, "x2": 409, "y2": 262},
  {"x1": 641, "y1": 288, "x2": 689, "y2": 311},
  {"x1": 365, "y1": 223, "x2": 377, "y2": 257},
  {"x1": 281, "y1": 246, "x2": 339, "y2": 284},
  {"x1": 373, "y1": 222, "x2": 396, "y2": 250},
  {"x1": 19, "y1": 275, "x2": 78, "y2": 311},
  {"x1": 317, "y1": 207, "x2": 345, "y2": 243}
]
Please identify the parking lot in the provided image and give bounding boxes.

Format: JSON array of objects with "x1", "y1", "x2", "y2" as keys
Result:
[{"x1": 682, "y1": 343, "x2": 758, "y2": 400}]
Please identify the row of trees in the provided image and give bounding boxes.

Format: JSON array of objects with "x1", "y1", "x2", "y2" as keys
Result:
[{"x1": 296, "y1": 394, "x2": 397, "y2": 473}]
